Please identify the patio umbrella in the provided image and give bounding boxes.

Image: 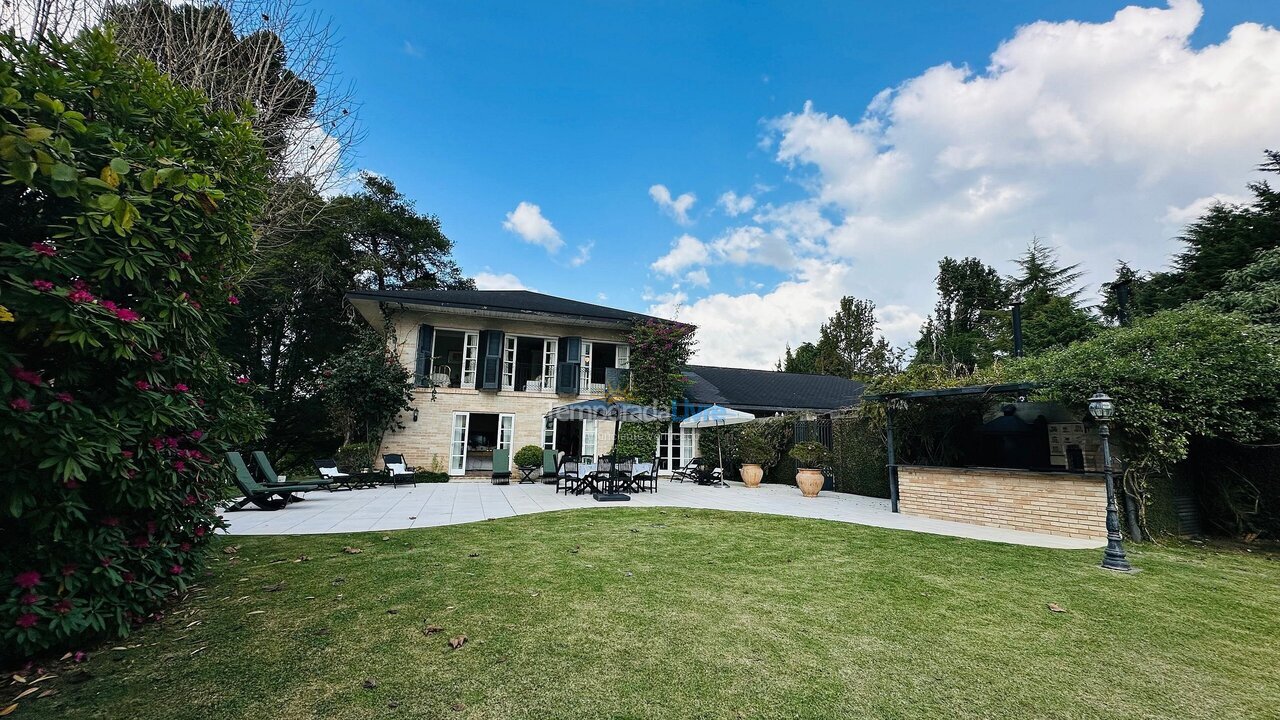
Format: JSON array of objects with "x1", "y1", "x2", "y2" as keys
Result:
[
  {"x1": 545, "y1": 399, "x2": 671, "y2": 501},
  {"x1": 679, "y1": 404, "x2": 754, "y2": 485}
]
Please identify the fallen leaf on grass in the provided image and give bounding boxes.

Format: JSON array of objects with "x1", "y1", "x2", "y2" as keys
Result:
[
  {"x1": 12, "y1": 687, "x2": 38, "y2": 701},
  {"x1": 0, "y1": 704, "x2": 16, "y2": 717},
  {"x1": 452, "y1": 702, "x2": 466, "y2": 712},
  {"x1": 382, "y1": 536, "x2": 390, "y2": 541},
  {"x1": 294, "y1": 555, "x2": 311, "y2": 563},
  {"x1": 37, "y1": 689, "x2": 56, "y2": 699},
  {"x1": 223, "y1": 546, "x2": 240, "y2": 555},
  {"x1": 1047, "y1": 603, "x2": 1067, "y2": 613},
  {"x1": 448, "y1": 635, "x2": 467, "y2": 650},
  {"x1": 363, "y1": 678, "x2": 378, "y2": 689},
  {"x1": 421, "y1": 624, "x2": 444, "y2": 636},
  {"x1": 190, "y1": 647, "x2": 207, "y2": 656},
  {"x1": 247, "y1": 610, "x2": 266, "y2": 615},
  {"x1": 342, "y1": 547, "x2": 363, "y2": 554},
  {"x1": 261, "y1": 582, "x2": 286, "y2": 592}
]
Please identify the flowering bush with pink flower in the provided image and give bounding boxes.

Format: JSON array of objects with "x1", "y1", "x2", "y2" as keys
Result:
[
  {"x1": 623, "y1": 319, "x2": 697, "y2": 406},
  {"x1": 0, "y1": 31, "x2": 269, "y2": 658}
]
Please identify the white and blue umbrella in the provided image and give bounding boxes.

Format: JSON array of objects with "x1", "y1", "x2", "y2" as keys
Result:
[{"x1": 680, "y1": 404, "x2": 754, "y2": 480}]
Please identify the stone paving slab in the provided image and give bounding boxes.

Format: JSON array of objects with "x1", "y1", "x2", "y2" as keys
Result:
[{"x1": 219, "y1": 480, "x2": 1104, "y2": 550}]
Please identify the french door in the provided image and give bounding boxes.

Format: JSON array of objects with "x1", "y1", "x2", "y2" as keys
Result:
[
  {"x1": 658, "y1": 422, "x2": 691, "y2": 472},
  {"x1": 448, "y1": 412, "x2": 468, "y2": 476}
]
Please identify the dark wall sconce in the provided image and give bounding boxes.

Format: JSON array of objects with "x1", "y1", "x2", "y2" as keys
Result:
[{"x1": 411, "y1": 407, "x2": 419, "y2": 422}]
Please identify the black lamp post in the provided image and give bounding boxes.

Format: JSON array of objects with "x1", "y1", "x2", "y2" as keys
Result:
[{"x1": 1088, "y1": 392, "x2": 1133, "y2": 572}]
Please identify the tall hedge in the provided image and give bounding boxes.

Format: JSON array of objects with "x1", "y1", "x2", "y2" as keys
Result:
[{"x1": 0, "y1": 30, "x2": 269, "y2": 657}]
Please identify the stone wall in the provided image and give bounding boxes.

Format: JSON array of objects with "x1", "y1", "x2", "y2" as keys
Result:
[{"x1": 897, "y1": 466, "x2": 1107, "y2": 540}]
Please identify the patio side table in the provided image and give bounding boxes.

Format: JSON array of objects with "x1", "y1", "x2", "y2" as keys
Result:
[{"x1": 516, "y1": 465, "x2": 539, "y2": 484}]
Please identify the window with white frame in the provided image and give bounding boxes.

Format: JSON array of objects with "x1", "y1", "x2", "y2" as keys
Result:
[
  {"x1": 580, "y1": 341, "x2": 593, "y2": 392},
  {"x1": 501, "y1": 335, "x2": 517, "y2": 390},
  {"x1": 541, "y1": 339, "x2": 558, "y2": 392},
  {"x1": 461, "y1": 332, "x2": 479, "y2": 388},
  {"x1": 615, "y1": 344, "x2": 630, "y2": 370},
  {"x1": 543, "y1": 416, "x2": 556, "y2": 450},
  {"x1": 582, "y1": 420, "x2": 597, "y2": 458}
]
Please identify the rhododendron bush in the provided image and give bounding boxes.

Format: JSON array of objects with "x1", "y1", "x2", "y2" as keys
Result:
[{"x1": 0, "y1": 30, "x2": 269, "y2": 657}]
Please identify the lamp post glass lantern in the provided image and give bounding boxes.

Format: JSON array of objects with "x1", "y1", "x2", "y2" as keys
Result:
[{"x1": 1088, "y1": 392, "x2": 1133, "y2": 572}]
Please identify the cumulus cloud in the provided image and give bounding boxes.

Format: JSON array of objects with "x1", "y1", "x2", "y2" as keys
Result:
[
  {"x1": 718, "y1": 190, "x2": 756, "y2": 216},
  {"x1": 653, "y1": 0, "x2": 1280, "y2": 367},
  {"x1": 502, "y1": 201, "x2": 564, "y2": 252},
  {"x1": 651, "y1": 234, "x2": 710, "y2": 275},
  {"x1": 709, "y1": 226, "x2": 795, "y2": 269},
  {"x1": 649, "y1": 184, "x2": 697, "y2": 224},
  {"x1": 473, "y1": 271, "x2": 530, "y2": 290},
  {"x1": 684, "y1": 268, "x2": 711, "y2": 287}
]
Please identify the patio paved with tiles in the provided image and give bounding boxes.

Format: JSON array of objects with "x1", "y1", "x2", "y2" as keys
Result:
[{"x1": 220, "y1": 480, "x2": 1104, "y2": 550}]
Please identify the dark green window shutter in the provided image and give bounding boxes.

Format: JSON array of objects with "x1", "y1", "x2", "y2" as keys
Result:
[
  {"x1": 414, "y1": 324, "x2": 434, "y2": 387},
  {"x1": 479, "y1": 330, "x2": 505, "y2": 391},
  {"x1": 556, "y1": 336, "x2": 581, "y2": 394}
]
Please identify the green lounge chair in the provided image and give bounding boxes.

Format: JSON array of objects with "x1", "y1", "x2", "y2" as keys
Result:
[
  {"x1": 251, "y1": 450, "x2": 334, "y2": 490},
  {"x1": 542, "y1": 449, "x2": 559, "y2": 481},
  {"x1": 225, "y1": 451, "x2": 323, "y2": 511},
  {"x1": 491, "y1": 448, "x2": 511, "y2": 483}
]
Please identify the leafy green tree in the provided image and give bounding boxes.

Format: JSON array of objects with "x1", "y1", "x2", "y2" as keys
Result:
[
  {"x1": 779, "y1": 341, "x2": 820, "y2": 374},
  {"x1": 338, "y1": 174, "x2": 473, "y2": 291},
  {"x1": 322, "y1": 328, "x2": 414, "y2": 447},
  {"x1": 1007, "y1": 240, "x2": 1097, "y2": 353},
  {"x1": 1099, "y1": 261, "x2": 1147, "y2": 326},
  {"x1": 624, "y1": 319, "x2": 696, "y2": 406},
  {"x1": 1138, "y1": 151, "x2": 1280, "y2": 313},
  {"x1": 1201, "y1": 247, "x2": 1280, "y2": 327},
  {"x1": 0, "y1": 29, "x2": 269, "y2": 656},
  {"x1": 912, "y1": 257, "x2": 1007, "y2": 373},
  {"x1": 813, "y1": 297, "x2": 901, "y2": 379}
]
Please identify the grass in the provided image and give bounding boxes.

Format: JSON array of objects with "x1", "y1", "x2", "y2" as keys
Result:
[{"x1": 19, "y1": 508, "x2": 1280, "y2": 719}]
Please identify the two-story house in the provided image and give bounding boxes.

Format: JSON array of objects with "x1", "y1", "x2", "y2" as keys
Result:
[{"x1": 346, "y1": 288, "x2": 687, "y2": 477}]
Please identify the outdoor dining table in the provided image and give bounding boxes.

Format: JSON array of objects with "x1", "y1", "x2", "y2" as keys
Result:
[{"x1": 576, "y1": 463, "x2": 654, "y2": 496}]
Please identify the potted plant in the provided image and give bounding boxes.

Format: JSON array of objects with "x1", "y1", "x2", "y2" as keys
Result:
[
  {"x1": 514, "y1": 444, "x2": 544, "y2": 482},
  {"x1": 788, "y1": 441, "x2": 830, "y2": 497},
  {"x1": 736, "y1": 425, "x2": 773, "y2": 488}
]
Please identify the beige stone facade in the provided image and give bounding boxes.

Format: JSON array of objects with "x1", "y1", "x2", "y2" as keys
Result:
[
  {"x1": 376, "y1": 308, "x2": 629, "y2": 476},
  {"x1": 897, "y1": 465, "x2": 1107, "y2": 540}
]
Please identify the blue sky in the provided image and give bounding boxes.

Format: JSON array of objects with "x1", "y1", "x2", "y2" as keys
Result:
[{"x1": 310, "y1": 0, "x2": 1280, "y2": 367}]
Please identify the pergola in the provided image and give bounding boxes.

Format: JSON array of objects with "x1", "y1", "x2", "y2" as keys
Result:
[{"x1": 863, "y1": 381, "x2": 1040, "y2": 513}]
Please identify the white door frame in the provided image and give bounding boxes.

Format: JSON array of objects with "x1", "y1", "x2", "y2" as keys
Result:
[{"x1": 448, "y1": 412, "x2": 469, "y2": 476}]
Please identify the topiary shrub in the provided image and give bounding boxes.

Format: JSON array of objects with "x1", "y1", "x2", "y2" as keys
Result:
[
  {"x1": 514, "y1": 445, "x2": 544, "y2": 468},
  {"x1": 0, "y1": 30, "x2": 269, "y2": 658}
]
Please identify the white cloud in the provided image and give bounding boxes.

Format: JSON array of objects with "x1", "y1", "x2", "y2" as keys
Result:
[
  {"x1": 502, "y1": 201, "x2": 564, "y2": 252},
  {"x1": 684, "y1": 268, "x2": 711, "y2": 287},
  {"x1": 473, "y1": 271, "x2": 530, "y2": 291},
  {"x1": 656, "y1": 0, "x2": 1280, "y2": 366},
  {"x1": 718, "y1": 190, "x2": 756, "y2": 216},
  {"x1": 569, "y1": 241, "x2": 593, "y2": 267},
  {"x1": 651, "y1": 234, "x2": 710, "y2": 275},
  {"x1": 650, "y1": 260, "x2": 854, "y2": 369},
  {"x1": 649, "y1": 184, "x2": 697, "y2": 225},
  {"x1": 709, "y1": 226, "x2": 795, "y2": 269}
]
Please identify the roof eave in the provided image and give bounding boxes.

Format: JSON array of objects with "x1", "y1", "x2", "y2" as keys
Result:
[{"x1": 344, "y1": 292, "x2": 638, "y2": 330}]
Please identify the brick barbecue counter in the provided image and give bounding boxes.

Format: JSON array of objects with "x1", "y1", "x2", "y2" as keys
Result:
[{"x1": 896, "y1": 465, "x2": 1107, "y2": 541}]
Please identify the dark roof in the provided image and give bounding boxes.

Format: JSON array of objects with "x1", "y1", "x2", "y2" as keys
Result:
[
  {"x1": 345, "y1": 288, "x2": 681, "y2": 327},
  {"x1": 863, "y1": 382, "x2": 1038, "y2": 402},
  {"x1": 682, "y1": 365, "x2": 865, "y2": 413}
]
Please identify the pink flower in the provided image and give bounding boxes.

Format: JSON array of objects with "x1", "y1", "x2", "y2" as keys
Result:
[
  {"x1": 178, "y1": 542, "x2": 192, "y2": 553},
  {"x1": 182, "y1": 494, "x2": 197, "y2": 507},
  {"x1": 165, "y1": 437, "x2": 178, "y2": 449},
  {"x1": 100, "y1": 300, "x2": 118, "y2": 311},
  {"x1": 30, "y1": 242, "x2": 56, "y2": 257},
  {"x1": 9, "y1": 366, "x2": 42, "y2": 385},
  {"x1": 234, "y1": 375, "x2": 250, "y2": 385},
  {"x1": 9, "y1": 398, "x2": 32, "y2": 412},
  {"x1": 102, "y1": 517, "x2": 120, "y2": 527},
  {"x1": 178, "y1": 252, "x2": 192, "y2": 262},
  {"x1": 227, "y1": 295, "x2": 240, "y2": 305},
  {"x1": 149, "y1": 437, "x2": 164, "y2": 451},
  {"x1": 173, "y1": 383, "x2": 189, "y2": 393},
  {"x1": 63, "y1": 479, "x2": 79, "y2": 490},
  {"x1": 53, "y1": 599, "x2": 72, "y2": 615},
  {"x1": 60, "y1": 564, "x2": 77, "y2": 577},
  {"x1": 130, "y1": 536, "x2": 150, "y2": 548},
  {"x1": 15, "y1": 614, "x2": 38, "y2": 629},
  {"x1": 121, "y1": 450, "x2": 134, "y2": 459},
  {"x1": 190, "y1": 301, "x2": 202, "y2": 310},
  {"x1": 126, "y1": 469, "x2": 137, "y2": 479},
  {"x1": 55, "y1": 392, "x2": 73, "y2": 404},
  {"x1": 190, "y1": 429, "x2": 204, "y2": 440},
  {"x1": 19, "y1": 593, "x2": 38, "y2": 606},
  {"x1": 66, "y1": 288, "x2": 95, "y2": 304},
  {"x1": 14, "y1": 571, "x2": 40, "y2": 589},
  {"x1": 32, "y1": 279, "x2": 54, "y2": 292},
  {"x1": 194, "y1": 526, "x2": 207, "y2": 538},
  {"x1": 112, "y1": 307, "x2": 141, "y2": 323},
  {"x1": 135, "y1": 380, "x2": 151, "y2": 391},
  {"x1": 151, "y1": 351, "x2": 165, "y2": 362},
  {"x1": 121, "y1": 571, "x2": 134, "y2": 583},
  {"x1": 169, "y1": 564, "x2": 183, "y2": 575},
  {"x1": 172, "y1": 460, "x2": 186, "y2": 472},
  {"x1": 72, "y1": 650, "x2": 88, "y2": 663}
]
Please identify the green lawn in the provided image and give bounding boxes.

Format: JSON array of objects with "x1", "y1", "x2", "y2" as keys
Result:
[{"x1": 22, "y1": 509, "x2": 1280, "y2": 719}]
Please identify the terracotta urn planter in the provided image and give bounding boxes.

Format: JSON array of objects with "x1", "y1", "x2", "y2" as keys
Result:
[
  {"x1": 739, "y1": 463, "x2": 764, "y2": 488},
  {"x1": 795, "y1": 468, "x2": 824, "y2": 497}
]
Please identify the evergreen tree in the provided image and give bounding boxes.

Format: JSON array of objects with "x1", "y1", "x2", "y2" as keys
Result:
[
  {"x1": 912, "y1": 257, "x2": 1008, "y2": 373},
  {"x1": 1008, "y1": 237, "x2": 1085, "y2": 301},
  {"x1": 813, "y1": 298, "x2": 900, "y2": 379}
]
